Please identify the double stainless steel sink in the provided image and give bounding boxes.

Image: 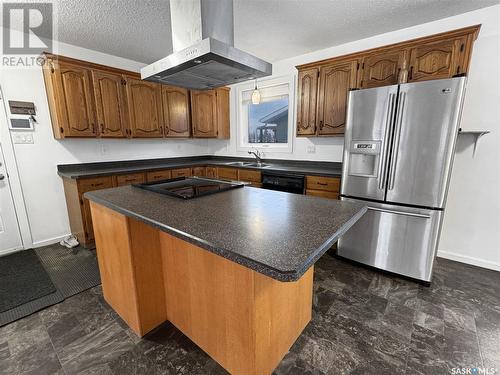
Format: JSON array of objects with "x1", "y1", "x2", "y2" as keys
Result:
[{"x1": 224, "y1": 161, "x2": 271, "y2": 168}]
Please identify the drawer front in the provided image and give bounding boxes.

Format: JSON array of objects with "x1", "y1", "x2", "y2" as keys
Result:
[
  {"x1": 306, "y1": 176, "x2": 340, "y2": 192},
  {"x1": 306, "y1": 189, "x2": 339, "y2": 200},
  {"x1": 171, "y1": 168, "x2": 192, "y2": 178},
  {"x1": 206, "y1": 167, "x2": 217, "y2": 178},
  {"x1": 78, "y1": 176, "x2": 114, "y2": 192},
  {"x1": 238, "y1": 169, "x2": 261, "y2": 183},
  {"x1": 217, "y1": 167, "x2": 238, "y2": 180},
  {"x1": 146, "y1": 170, "x2": 172, "y2": 182},
  {"x1": 115, "y1": 173, "x2": 146, "y2": 187},
  {"x1": 192, "y1": 167, "x2": 206, "y2": 177}
]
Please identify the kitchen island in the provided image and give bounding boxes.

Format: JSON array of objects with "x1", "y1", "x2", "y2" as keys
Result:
[{"x1": 85, "y1": 185, "x2": 366, "y2": 374}]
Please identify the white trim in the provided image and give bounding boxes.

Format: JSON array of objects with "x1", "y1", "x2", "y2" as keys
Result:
[
  {"x1": 235, "y1": 74, "x2": 295, "y2": 154},
  {"x1": 0, "y1": 246, "x2": 25, "y2": 257},
  {"x1": 437, "y1": 250, "x2": 500, "y2": 272},
  {"x1": 32, "y1": 233, "x2": 70, "y2": 248}
]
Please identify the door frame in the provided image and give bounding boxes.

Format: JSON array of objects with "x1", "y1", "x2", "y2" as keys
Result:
[{"x1": 0, "y1": 85, "x2": 33, "y2": 253}]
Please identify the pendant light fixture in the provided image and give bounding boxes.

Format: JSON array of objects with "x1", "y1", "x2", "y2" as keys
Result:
[{"x1": 251, "y1": 79, "x2": 261, "y2": 105}]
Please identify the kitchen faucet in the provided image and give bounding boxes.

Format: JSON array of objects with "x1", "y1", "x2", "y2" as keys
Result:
[{"x1": 248, "y1": 149, "x2": 263, "y2": 164}]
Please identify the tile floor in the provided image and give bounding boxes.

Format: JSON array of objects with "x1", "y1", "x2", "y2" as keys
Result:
[{"x1": 1, "y1": 252, "x2": 499, "y2": 374}]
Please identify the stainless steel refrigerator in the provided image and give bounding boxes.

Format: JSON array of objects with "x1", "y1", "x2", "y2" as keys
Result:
[{"x1": 338, "y1": 77, "x2": 467, "y2": 283}]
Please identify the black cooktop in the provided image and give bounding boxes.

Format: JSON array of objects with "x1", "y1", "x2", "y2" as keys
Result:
[{"x1": 133, "y1": 177, "x2": 245, "y2": 200}]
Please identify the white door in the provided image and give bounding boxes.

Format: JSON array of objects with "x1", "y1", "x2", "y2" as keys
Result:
[{"x1": 0, "y1": 142, "x2": 23, "y2": 254}]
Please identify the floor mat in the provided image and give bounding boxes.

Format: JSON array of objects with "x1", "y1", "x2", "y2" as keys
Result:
[
  {"x1": 0, "y1": 250, "x2": 57, "y2": 312},
  {"x1": 0, "y1": 245, "x2": 101, "y2": 326},
  {"x1": 35, "y1": 244, "x2": 101, "y2": 298}
]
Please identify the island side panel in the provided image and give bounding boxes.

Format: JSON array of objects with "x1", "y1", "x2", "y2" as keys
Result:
[
  {"x1": 254, "y1": 266, "x2": 313, "y2": 375},
  {"x1": 160, "y1": 233, "x2": 256, "y2": 374},
  {"x1": 90, "y1": 202, "x2": 167, "y2": 336},
  {"x1": 159, "y1": 231, "x2": 313, "y2": 375}
]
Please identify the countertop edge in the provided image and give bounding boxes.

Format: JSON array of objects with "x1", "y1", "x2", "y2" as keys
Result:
[
  {"x1": 58, "y1": 159, "x2": 342, "y2": 180},
  {"x1": 84, "y1": 192, "x2": 366, "y2": 282}
]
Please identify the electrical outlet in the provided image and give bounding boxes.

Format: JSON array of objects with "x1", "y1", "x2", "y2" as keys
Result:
[
  {"x1": 12, "y1": 132, "x2": 34, "y2": 144},
  {"x1": 307, "y1": 145, "x2": 316, "y2": 154}
]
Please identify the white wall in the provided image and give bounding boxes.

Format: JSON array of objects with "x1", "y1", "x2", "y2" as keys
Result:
[
  {"x1": 0, "y1": 33, "x2": 211, "y2": 247},
  {"x1": 209, "y1": 5, "x2": 500, "y2": 270}
]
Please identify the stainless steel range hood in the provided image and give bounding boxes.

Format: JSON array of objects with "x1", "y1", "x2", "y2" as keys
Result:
[{"x1": 141, "y1": 0, "x2": 272, "y2": 90}]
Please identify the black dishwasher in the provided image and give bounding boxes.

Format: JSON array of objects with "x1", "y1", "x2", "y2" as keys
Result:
[{"x1": 261, "y1": 172, "x2": 305, "y2": 195}]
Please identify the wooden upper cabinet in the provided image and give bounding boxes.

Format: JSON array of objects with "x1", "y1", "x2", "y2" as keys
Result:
[
  {"x1": 161, "y1": 85, "x2": 191, "y2": 137},
  {"x1": 317, "y1": 60, "x2": 358, "y2": 136},
  {"x1": 407, "y1": 36, "x2": 468, "y2": 82},
  {"x1": 215, "y1": 87, "x2": 230, "y2": 139},
  {"x1": 360, "y1": 49, "x2": 407, "y2": 88},
  {"x1": 190, "y1": 89, "x2": 217, "y2": 138},
  {"x1": 124, "y1": 77, "x2": 163, "y2": 137},
  {"x1": 43, "y1": 60, "x2": 96, "y2": 138},
  {"x1": 92, "y1": 70, "x2": 128, "y2": 137},
  {"x1": 296, "y1": 68, "x2": 318, "y2": 136}
]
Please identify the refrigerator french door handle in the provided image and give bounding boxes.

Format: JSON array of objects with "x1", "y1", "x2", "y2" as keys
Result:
[
  {"x1": 367, "y1": 206, "x2": 431, "y2": 219},
  {"x1": 388, "y1": 91, "x2": 406, "y2": 190},
  {"x1": 378, "y1": 93, "x2": 396, "y2": 190}
]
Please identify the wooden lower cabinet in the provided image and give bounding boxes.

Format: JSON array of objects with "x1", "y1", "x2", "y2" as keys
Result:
[
  {"x1": 305, "y1": 175, "x2": 340, "y2": 200},
  {"x1": 217, "y1": 167, "x2": 238, "y2": 180},
  {"x1": 238, "y1": 169, "x2": 262, "y2": 186},
  {"x1": 146, "y1": 169, "x2": 172, "y2": 182},
  {"x1": 115, "y1": 173, "x2": 145, "y2": 187},
  {"x1": 171, "y1": 168, "x2": 191, "y2": 178},
  {"x1": 191, "y1": 167, "x2": 206, "y2": 177},
  {"x1": 61, "y1": 167, "x2": 339, "y2": 249},
  {"x1": 206, "y1": 166, "x2": 217, "y2": 178},
  {"x1": 62, "y1": 176, "x2": 114, "y2": 247}
]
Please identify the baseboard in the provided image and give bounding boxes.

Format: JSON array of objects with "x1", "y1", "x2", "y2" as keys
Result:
[
  {"x1": 437, "y1": 250, "x2": 500, "y2": 272},
  {"x1": 0, "y1": 246, "x2": 24, "y2": 257},
  {"x1": 32, "y1": 234, "x2": 70, "y2": 248}
]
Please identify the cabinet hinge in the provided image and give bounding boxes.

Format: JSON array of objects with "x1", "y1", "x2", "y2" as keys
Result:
[
  {"x1": 60, "y1": 127, "x2": 64, "y2": 134},
  {"x1": 460, "y1": 43, "x2": 465, "y2": 52},
  {"x1": 356, "y1": 62, "x2": 360, "y2": 70},
  {"x1": 317, "y1": 70, "x2": 320, "y2": 78},
  {"x1": 360, "y1": 80, "x2": 363, "y2": 87},
  {"x1": 50, "y1": 62, "x2": 55, "y2": 73},
  {"x1": 362, "y1": 63, "x2": 365, "y2": 69}
]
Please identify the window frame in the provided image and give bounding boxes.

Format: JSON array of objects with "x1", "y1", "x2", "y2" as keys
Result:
[{"x1": 235, "y1": 74, "x2": 295, "y2": 153}]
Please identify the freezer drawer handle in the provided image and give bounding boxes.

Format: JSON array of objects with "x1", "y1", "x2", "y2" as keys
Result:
[
  {"x1": 367, "y1": 206, "x2": 431, "y2": 219},
  {"x1": 388, "y1": 91, "x2": 406, "y2": 190},
  {"x1": 379, "y1": 93, "x2": 396, "y2": 190}
]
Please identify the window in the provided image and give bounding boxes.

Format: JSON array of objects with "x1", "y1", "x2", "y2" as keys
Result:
[{"x1": 236, "y1": 75, "x2": 295, "y2": 153}]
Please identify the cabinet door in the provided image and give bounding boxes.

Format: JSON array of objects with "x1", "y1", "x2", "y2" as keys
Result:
[
  {"x1": 171, "y1": 168, "x2": 192, "y2": 178},
  {"x1": 78, "y1": 176, "x2": 114, "y2": 243},
  {"x1": 115, "y1": 173, "x2": 146, "y2": 187},
  {"x1": 360, "y1": 50, "x2": 407, "y2": 88},
  {"x1": 125, "y1": 77, "x2": 163, "y2": 137},
  {"x1": 206, "y1": 167, "x2": 217, "y2": 178},
  {"x1": 296, "y1": 68, "x2": 319, "y2": 136},
  {"x1": 92, "y1": 70, "x2": 128, "y2": 137},
  {"x1": 215, "y1": 88, "x2": 230, "y2": 139},
  {"x1": 53, "y1": 61, "x2": 96, "y2": 137},
  {"x1": 191, "y1": 167, "x2": 206, "y2": 177},
  {"x1": 317, "y1": 60, "x2": 358, "y2": 136},
  {"x1": 162, "y1": 85, "x2": 191, "y2": 137},
  {"x1": 146, "y1": 170, "x2": 172, "y2": 182},
  {"x1": 407, "y1": 37, "x2": 467, "y2": 83},
  {"x1": 190, "y1": 90, "x2": 217, "y2": 138}
]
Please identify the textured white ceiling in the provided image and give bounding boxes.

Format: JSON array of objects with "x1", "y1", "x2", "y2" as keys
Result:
[{"x1": 22, "y1": 0, "x2": 500, "y2": 63}]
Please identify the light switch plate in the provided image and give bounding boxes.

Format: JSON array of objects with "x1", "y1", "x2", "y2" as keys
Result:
[
  {"x1": 12, "y1": 132, "x2": 34, "y2": 144},
  {"x1": 307, "y1": 145, "x2": 316, "y2": 154}
]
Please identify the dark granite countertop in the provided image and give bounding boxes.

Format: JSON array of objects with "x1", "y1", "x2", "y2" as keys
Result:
[
  {"x1": 58, "y1": 156, "x2": 342, "y2": 179},
  {"x1": 85, "y1": 185, "x2": 366, "y2": 282}
]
